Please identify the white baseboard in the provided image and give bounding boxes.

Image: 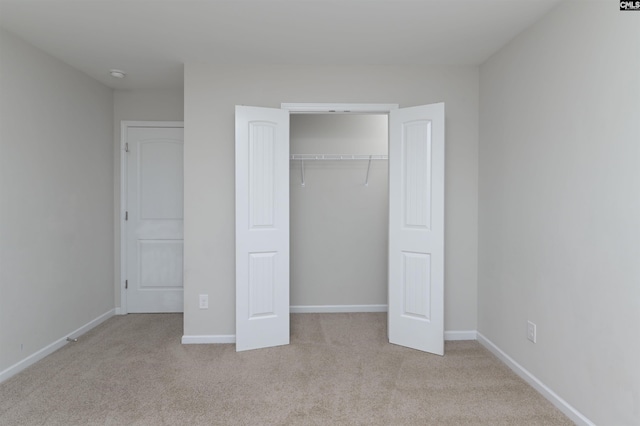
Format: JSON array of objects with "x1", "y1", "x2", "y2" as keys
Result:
[
  {"x1": 477, "y1": 332, "x2": 594, "y2": 426},
  {"x1": 444, "y1": 330, "x2": 477, "y2": 341},
  {"x1": 115, "y1": 307, "x2": 126, "y2": 315},
  {"x1": 182, "y1": 329, "x2": 475, "y2": 346},
  {"x1": 181, "y1": 335, "x2": 236, "y2": 344},
  {"x1": 289, "y1": 304, "x2": 388, "y2": 313},
  {"x1": 0, "y1": 309, "x2": 115, "y2": 383},
  {"x1": 182, "y1": 332, "x2": 476, "y2": 345}
]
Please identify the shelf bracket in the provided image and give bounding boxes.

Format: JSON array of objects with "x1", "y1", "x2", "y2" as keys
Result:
[
  {"x1": 300, "y1": 158, "x2": 306, "y2": 187},
  {"x1": 364, "y1": 155, "x2": 373, "y2": 186}
]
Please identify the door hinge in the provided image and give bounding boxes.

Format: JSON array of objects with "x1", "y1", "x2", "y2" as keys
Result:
[
  {"x1": 125, "y1": 211, "x2": 128, "y2": 221},
  {"x1": 125, "y1": 280, "x2": 128, "y2": 289},
  {"x1": 125, "y1": 143, "x2": 129, "y2": 152}
]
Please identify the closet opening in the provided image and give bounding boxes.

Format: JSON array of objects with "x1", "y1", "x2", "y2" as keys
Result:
[{"x1": 289, "y1": 114, "x2": 389, "y2": 315}]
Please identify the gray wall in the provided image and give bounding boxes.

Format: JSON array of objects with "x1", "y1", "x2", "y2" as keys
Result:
[
  {"x1": 290, "y1": 114, "x2": 388, "y2": 307},
  {"x1": 183, "y1": 64, "x2": 479, "y2": 337},
  {"x1": 478, "y1": 2, "x2": 640, "y2": 424},
  {"x1": 0, "y1": 29, "x2": 114, "y2": 373},
  {"x1": 113, "y1": 89, "x2": 184, "y2": 308}
]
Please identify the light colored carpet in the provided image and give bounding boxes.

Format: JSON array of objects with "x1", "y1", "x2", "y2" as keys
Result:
[{"x1": 0, "y1": 313, "x2": 573, "y2": 425}]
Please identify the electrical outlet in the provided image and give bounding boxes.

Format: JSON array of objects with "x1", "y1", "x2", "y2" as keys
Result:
[
  {"x1": 527, "y1": 321, "x2": 537, "y2": 343},
  {"x1": 199, "y1": 294, "x2": 208, "y2": 309}
]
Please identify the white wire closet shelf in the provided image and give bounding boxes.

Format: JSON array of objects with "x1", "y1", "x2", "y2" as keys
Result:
[
  {"x1": 290, "y1": 154, "x2": 388, "y2": 187},
  {"x1": 290, "y1": 154, "x2": 387, "y2": 161}
]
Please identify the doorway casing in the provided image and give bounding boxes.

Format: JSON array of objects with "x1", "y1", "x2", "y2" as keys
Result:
[
  {"x1": 281, "y1": 103, "x2": 399, "y2": 114},
  {"x1": 285, "y1": 104, "x2": 397, "y2": 312}
]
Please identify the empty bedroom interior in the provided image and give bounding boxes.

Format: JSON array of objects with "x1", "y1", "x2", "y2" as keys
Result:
[{"x1": 0, "y1": 1, "x2": 638, "y2": 425}]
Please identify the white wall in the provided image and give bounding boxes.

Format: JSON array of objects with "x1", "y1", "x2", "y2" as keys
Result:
[
  {"x1": 0, "y1": 29, "x2": 114, "y2": 373},
  {"x1": 290, "y1": 114, "x2": 388, "y2": 307},
  {"x1": 113, "y1": 89, "x2": 184, "y2": 308},
  {"x1": 478, "y1": 2, "x2": 640, "y2": 425},
  {"x1": 184, "y1": 64, "x2": 479, "y2": 337}
]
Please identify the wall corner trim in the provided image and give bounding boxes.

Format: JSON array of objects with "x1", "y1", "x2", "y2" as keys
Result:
[
  {"x1": 181, "y1": 335, "x2": 236, "y2": 344},
  {"x1": 0, "y1": 309, "x2": 115, "y2": 383},
  {"x1": 477, "y1": 332, "x2": 595, "y2": 426}
]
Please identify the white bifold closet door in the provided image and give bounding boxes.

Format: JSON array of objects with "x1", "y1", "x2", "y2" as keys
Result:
[
  {"x1": 235, "y1": 103, "x2": 444, "y2": 355},
  {"x1": 388, "y1": 103, "x2": 445, "y2": 355},
  {"x1": 235, "y1": 106, "x2": 290, "y2": 352}
]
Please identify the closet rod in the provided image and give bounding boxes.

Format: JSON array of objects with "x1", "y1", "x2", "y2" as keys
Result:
[{"x1": 290, "y1": 154, "x2": 388, "y2": 161}]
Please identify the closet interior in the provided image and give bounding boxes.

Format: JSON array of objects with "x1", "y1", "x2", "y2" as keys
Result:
[{"x1": 289, "y1": 114, "x2": 389, "y2": 310}]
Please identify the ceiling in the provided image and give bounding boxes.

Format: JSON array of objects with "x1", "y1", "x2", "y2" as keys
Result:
[{"x1": 0, "y1": 0, "x2": 561, "y2": 90}]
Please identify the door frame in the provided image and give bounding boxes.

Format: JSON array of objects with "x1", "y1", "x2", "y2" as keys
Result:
[
  {"x1": 279, "y1": 102, "x2": 398, "y2": 313},
  {"x1": 280, "y1": 103, "x2": 400, "y2": 320},
  {"x1": 119, "y1": 120, "x2": 184, "y2": 315},
  {"x1": 281, "y1": 103, "x2": 398, "y2": 114},
  {"x1": 282, "y1": 103, "x2": 399, "y2": 318}
]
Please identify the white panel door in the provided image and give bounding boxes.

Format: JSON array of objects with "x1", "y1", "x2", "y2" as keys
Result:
[
  {"x1": 126, "y1": 126, "x2": 184, "y2": 313},
  {"x1": 388, "y1": 103, "x2": 445, "y2": 355},
  {"x1": 235, "y1": 106, "x2": 290, "y2": 351}
]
